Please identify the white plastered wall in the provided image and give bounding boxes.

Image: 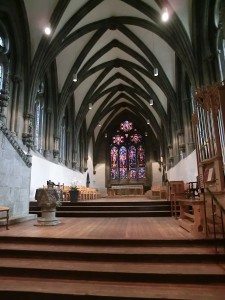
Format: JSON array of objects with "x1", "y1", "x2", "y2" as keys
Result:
[
  {"x1": 30, "y1": 152, "x2": 86, "y2": 201},
  {"x1": 167, "y1": 150, "x2": 198, "y2": 182}
]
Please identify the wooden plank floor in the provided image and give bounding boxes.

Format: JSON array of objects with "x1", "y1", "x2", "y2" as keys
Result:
[
  {"x1": 0, "y1": 198, "x2": 224, "y2": 300},
  {"x1": 0, "y1": 194, "x2": 205, "y2": 241}
]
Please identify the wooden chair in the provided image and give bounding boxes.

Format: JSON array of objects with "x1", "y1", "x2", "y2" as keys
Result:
[{"x1": 0, "y1": 206, "x2": 9, "y2": 230}]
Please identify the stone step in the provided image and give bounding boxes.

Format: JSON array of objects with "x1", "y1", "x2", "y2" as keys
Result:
[
  {"x1": 0, "y1": 236, "x2": 224, "y2": 299},
  {"x1": 29, "y1": 210, "x2": 172, "y2": 218},
  {"x1": 0, "y1": 238, "x2": 224, "y2": 262},
  {"x1": 0, "y1": 257, "x2": 225, "y2": 284},
  {"x1": 30, "y1": 200, "x2": 171, "y2": 207},
  {"x1": 56, "y1": 205, "x2": 171, "y2": 211},
  {"x1": 0, "y1": 276, "x2": 225, "y2": 300}
]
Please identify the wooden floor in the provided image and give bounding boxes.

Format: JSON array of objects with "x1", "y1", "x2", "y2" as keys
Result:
[
  {"x1": 0, "y1": 197, "x2": 203, "y2": 240},
  {"x1": 0, "y1": 197, "x2": 225, "y2": 300}
]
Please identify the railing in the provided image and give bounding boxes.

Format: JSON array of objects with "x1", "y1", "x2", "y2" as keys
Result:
[
  {"x1": 0, "y1": 120, "x2": 32, "y2": 168},
  {"x1": 206, "y1": 188, "x2": 225, "y2": 253}
]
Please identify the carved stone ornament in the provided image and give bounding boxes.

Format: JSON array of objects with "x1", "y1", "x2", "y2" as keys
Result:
[
  {"x1": 35, "y1": 188, "x2": 62, "y2": 226},
  {"x1": 0, "y1": 120, "x2": 32, "y2": 167}
]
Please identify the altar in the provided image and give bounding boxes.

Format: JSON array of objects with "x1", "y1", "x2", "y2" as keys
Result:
[{"x1": 108, "y1": 185, "x2": 143, "y2": 196}]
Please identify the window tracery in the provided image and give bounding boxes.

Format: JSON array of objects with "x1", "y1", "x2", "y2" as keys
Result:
[{"x1": 110, "y1": 120, "x2": 146, "y2": 180}]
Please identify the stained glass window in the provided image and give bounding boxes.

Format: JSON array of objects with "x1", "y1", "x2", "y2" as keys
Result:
[
  {"x1": 113, "y1": 131, "x2": 124, "y2": 145},
  {"x1": 130, "y1": 132, "x2": 142, "y2": 144},
  {"x1": 120, "y1": 120, "x2": 133, "y2": 132},
  {"x1": 111, "y1": 147, "x2": 119, "y2": 179},
  {"x1": 110, "y1": 121, "x2": 146, "y2": 180}
]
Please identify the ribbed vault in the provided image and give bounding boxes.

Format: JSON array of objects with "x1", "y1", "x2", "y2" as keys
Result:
[{"x1": 14, "y1": 0, "x2": 223, "y2": 171}]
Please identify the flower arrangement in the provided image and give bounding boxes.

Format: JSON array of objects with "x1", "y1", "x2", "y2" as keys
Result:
[{"x1": 70, "y1": 186, "x2": 78, "y2": 191}]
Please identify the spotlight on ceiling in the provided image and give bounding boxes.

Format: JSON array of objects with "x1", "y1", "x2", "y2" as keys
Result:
[
  {"x1": 149, "y1": 99, "x2": 153, "y2": 106},
  {"x1": 154, "y1": 68, "x2": 158, "y2": 76},
  {"x1": 73, "y1": 73, "x2": 77, "y2": 82},
  {"x1": 44, "y1": 24, "x2": 51, "y2": 35},
  {"x1": 98, "y1": 123, "x2": 101, "y2": 127},
  {"x1": 89, "y1": 103, "x2": 92, "y2": 110},
  {"x1": 147, "y1": 119, "x2": 150, "y2": 125},
  {"x1": 145, "y1": 132, "x2": 148, "y2": 136},
  {"x1": 162, "y1": 7, "x2": 169, "y2": 22},
  {"x1": 105, "y1": 133, "x2": 108, "y2": 138}
]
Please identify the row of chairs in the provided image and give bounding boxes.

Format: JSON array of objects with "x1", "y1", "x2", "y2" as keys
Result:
[{"x1": 43, "y1": 185, "x2": 100, "y2": 201}]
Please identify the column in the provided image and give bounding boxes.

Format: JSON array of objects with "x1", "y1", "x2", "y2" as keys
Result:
[
  {"x1": 22, "y1": 113, "x2": 34, "y2": 154},
  {"x1": 43, "y1": 108, "x2": 51, "y2": 159},
  {"x1": 0, "y1": 64, "x2": 9, "y2": 123},
  {"x1": 9, "y1": 75, "x2": 21, "y2": 135}
]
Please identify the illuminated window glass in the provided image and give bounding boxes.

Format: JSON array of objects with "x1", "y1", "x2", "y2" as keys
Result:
[
  {"x1": 110, "y1": 121, "x2": 146, "y2": 180},
  {"x1": 111, "y1": 147, "x2": 119, "y2": 179},
  {"x1": 120, "y1": 120, "x2": 133, "y2": 132},
  {"x1": 119, "y1": 146, "x2": 127, "y2": 179},
  {"x1": 113, "y1": 132, "x2": 124, "y2": 145}
]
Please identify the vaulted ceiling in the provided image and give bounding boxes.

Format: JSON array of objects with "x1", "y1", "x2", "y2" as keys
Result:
[{"x1": 24, "y1": 0, "x2": 198, "y2": 152}]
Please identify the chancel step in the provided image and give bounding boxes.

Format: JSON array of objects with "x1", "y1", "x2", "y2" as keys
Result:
[
  {"x1": 0, "y1": 236, "x2": 224, "y2": 299},
  {"x1": 29, "y1": 200, "x2": 172, "y2": 218}
]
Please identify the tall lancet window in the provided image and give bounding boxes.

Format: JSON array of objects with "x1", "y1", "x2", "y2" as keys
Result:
[
  {"x1": 110, "y1": 120, "x2": 146, "y2": 180},
  {"x1": 0, "y1": 63, "x2": 3, "y2": 91},
  {"x1": 0, "y1": 36, "x2": 5, "y2": 91}
]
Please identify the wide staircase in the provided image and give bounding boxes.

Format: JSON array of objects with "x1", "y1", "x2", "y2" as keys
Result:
[
  {"x1": 0, "y1": 236, "x2": 224, "y2": 299},
  {"x1": 29, "y1": 199, "x2": 172, "y2": 217}
]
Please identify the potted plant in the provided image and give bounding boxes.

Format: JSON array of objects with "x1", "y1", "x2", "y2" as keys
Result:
[{"x1": 69, "y1": 186, "x2": 79, "y2": 202}]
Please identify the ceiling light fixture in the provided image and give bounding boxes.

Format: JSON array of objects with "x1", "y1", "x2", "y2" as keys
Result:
[
  {"x1": 162, "y1": 7, "x2": 169, "y2": 22},
  {"x1": 44, "y1": 24, "x2": 51, "y2": 35},
  {"x1": 149, "y1": 99, "x2": 153, "y2": 106},
  {"x1": 105, "y1": 133, "x2": 108, "y2": 138},
  {"x1": 73, "y1": 73, "x2": 77, "y2": 82},
  {"x1": 145, "y1": 132, "x2": 148, "y2": 136},
  {"x1": 98, "y1": 123, "x2": 101, "y2": 127},
  {"x1": 147, "y1": 119, "x2": 150, "y2": 125},
  {"x1": 89, "y1": 103, "x2": 92, "y2": 110},
  {"x1": 154, "y1": 67, "x2": 158, "y2": 76}
]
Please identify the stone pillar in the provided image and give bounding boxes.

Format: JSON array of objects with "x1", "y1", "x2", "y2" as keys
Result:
[
  {"x1": 44, "y1": 108, "x2": 51, "y2": 159},
  {"x1": 221, "y1": 5, "x2": 225, "y2": 40},
  {"x1": 65, "y1": 129, "x2": 70, "y2": 166},
  {"x1": 53, "y1": 135, "x2": 60, "y2": 161},
  {"x1": 9, "y1": 75, "x2": 21, "y2": 135},
  {"x1": 168, "y1": 144, "x2": 174, "y2": 168},
  {"x1": 22, "y1": 113, "x2": 34, "y2": 154},
  {"x1": 0, "y1": 64, "x2": 10, "y2": 124},
  {"x1": 177, "y1": 130, "x2": 186, "y2": 159}
]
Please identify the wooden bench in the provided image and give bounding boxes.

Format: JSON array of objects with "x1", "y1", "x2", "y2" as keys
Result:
[
  {"x1": 178, "y1": 199, "x2": 205, "y2": 234},
  {"x1": 0, "y1": 206, "x2": 9, "y2": 230}
]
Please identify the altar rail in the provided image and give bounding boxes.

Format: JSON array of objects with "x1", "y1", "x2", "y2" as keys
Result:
[{"x1": 108, "y1": 185, "x2": 143, "y2": 196}]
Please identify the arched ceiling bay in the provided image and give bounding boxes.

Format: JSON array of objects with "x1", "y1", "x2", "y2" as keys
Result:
[{"x1": 24, "y1": 0, "x2": 195, "y2": 147}]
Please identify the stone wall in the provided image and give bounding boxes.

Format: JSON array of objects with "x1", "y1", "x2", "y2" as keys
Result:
[{"x1": 0, "y1": 130, "x2": 31, "y2": 219}]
